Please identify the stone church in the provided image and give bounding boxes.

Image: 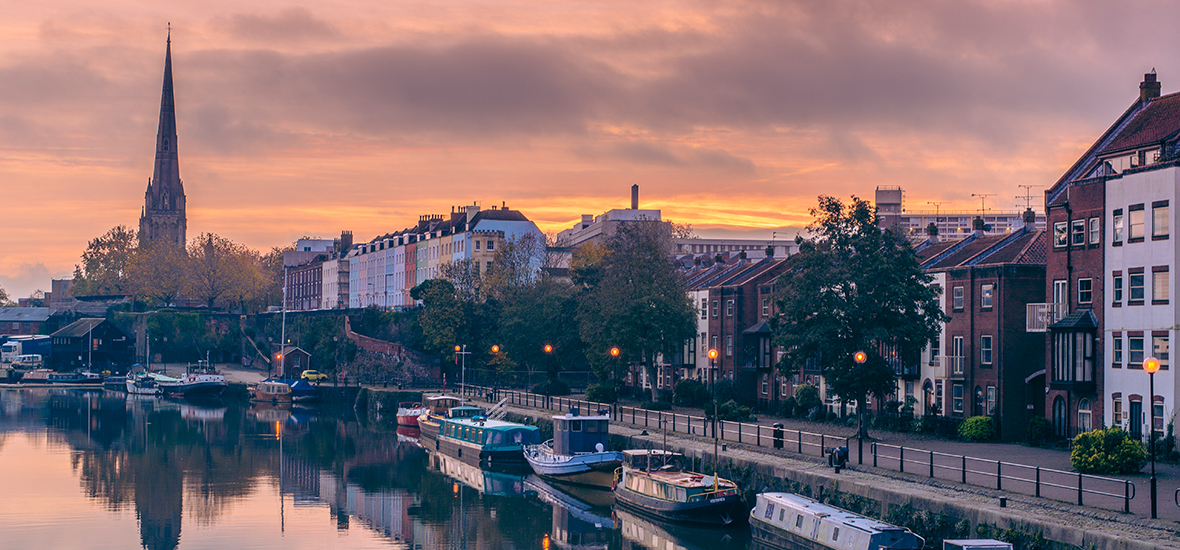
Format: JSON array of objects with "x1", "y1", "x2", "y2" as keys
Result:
[{"x1": 138, "y1": 32, "x2": 187, "y2": 247}]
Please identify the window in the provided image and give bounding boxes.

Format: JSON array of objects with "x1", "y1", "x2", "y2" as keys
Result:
[
  {"x1": 935, "y1": 380, "x2": 944, "y2": 413},
  {"x1": 1154, "y1": 402, "x2": 1166, "y2": 435},
  {"x1": 1053, "y1": 221, "x2": 1067, "y2": 247},
  {"x1": 929, "y1": 332, "x2": 941, "y2": 365},
  {"x1": 711, "y1": 334, "x2": 718, "y2": 353},
  {"x1": 1071, "y1": 219, "x2": 1086, "y2": 245},
  {"x1": 952, "y1": 384, "x2": 963, "y2": 413},
  {"x1": 1114, "y1": 336, "x2": 1123, "y2": 366},
  {"x1": 1089, "y1": 217, "x2": 1100, "y2": 244},
  {"x1": 1113, "y1": 273, "x2": 1123, "y2": 304},
  {"x1": 1078, "y1": 399, "x2": 1092, "y2": 432},
  {"x1": 1113, "y1": 398, "x2": 1123, "y2": 425},
  {"x1": 1153, "y1": 201, "x2": 1169, "y2": 239},
  {"x1": 1053, "y1": 280, "x2": 1068, "y2": 305},
  {"x1": 762, "y1": 298, "x2": 770, "y2": 317},
  {"x1": 711, "y1": 300, "x2": 719, "y2": 318},
  {"x1": 474, "y1": 240, "x2": 480, "y2": 251},
  {"x1": 986, "y1": 385, "x2": 997, "y2": 415},
  {"x1": 726, "y1": 299, "x2": 734, "y2": 316},
  {"x1": 486, "y1": 240, "x2": 495, "y2": 251},
  {"x1": 980, "y1": 284, "x2": 993, "y2": 309},
  {"x1": 701, "y1": 299, "x2": 708, "y2": 319},
  {"x1": 980, "y1": 335, "x2": 993, "y2": 365},
  {"x1": 1113, "y1": 211, "x2": 1124, "y2": 243},
  {"x1": 761, "y1": 374, "x2": 769, "y2": 395},
  {"x1": 1130, "y1": 273, "x2": 1145, "y2": 302},
  {"x1": 1129, "y1": 206, "x2": 1145, "y2": 241},
  {"x1": 952, "y1": 286, "x2": 964, "y2": 310},
  {"x1": 700, "y1": 332, "x2": 706, "y2": 351},
  {"x1": 1154, "y1": 270, "x2": 1169, "y2": 303},
  {"x1": 1153, "y1": 334, "x2": 1169, "y2": 368},
  {"x1": 725, "y1": 335, "x2": 733, "y2": 357},
  {"x1": 952, "y1": 336, "x2": 964, "y2": 374},
  {"x1": 1129, "y1": 336, "x2": 1144, "y2": 366},
  {"x1": 1078, "y1": 278, "x2": 1092, "y2": 304}
]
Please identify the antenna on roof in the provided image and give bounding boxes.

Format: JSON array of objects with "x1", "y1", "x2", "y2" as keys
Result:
[
  {"x1": 970, "y1": 193, "x2": 996, "y2": 215},
  {"x1": 1015, "y1": 185, "x2": 1042, "y2": 210}
]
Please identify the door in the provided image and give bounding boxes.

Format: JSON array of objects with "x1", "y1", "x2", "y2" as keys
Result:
[
  {"x1": 1130, "y1": 401, "x2": 1143, "y2": 440},
  {"x1": 1053, "y1": 396, "x2": 1067, "y2": 438}
]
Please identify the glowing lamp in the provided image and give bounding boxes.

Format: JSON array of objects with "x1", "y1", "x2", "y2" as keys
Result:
[
  {"x1": 708, "y1": 349, "x2": 718, "y2": 360},
  {"x1": 455, "y1": 345, "x2": 462, "y2": 352},
  {"x1": 854, "y1": 351, "x2": 867, "y2": 364},
  {"x1": 491, "y1": 345, "x2": 500, "y2": 353},
  {"x1": 544, "y1": 344, "x2": 553, "y2": 354},
  {"x1": 610, "y1": 347, "x2": 620, "y2": 357},
  {"x1": 1145, "y1": 357, "x2": 1161, "y2": 374}
]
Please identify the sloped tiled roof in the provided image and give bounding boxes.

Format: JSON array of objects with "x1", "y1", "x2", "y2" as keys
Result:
[
  {"x1": 0, "y1": 307, "x2": 50, "y2": 323},
  {"x1": 972, "y1": 230, "x2": 1045, "y2": 265},
  {"x1": 472, "y1": 208, "x2": 530, "y2": 223},
  {"x1": 51, "y1": 318, "x2": 106, "y2": 338},
  {"x1": 923, "y1": 228, "x2": 1046, "y2": 270},
  {"x1": 1099, "y1": 91, "x2": 1180, "y2": 155},
  {"x1": 1049, "y1": 309, "x2": 1098, "y2": 330},
  {"x1": 923, "y1": 234, "x2": 1005, "y2": 270}
]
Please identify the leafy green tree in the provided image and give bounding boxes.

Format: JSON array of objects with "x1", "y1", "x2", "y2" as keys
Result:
[
  {"x1": 127, "y1": 238, "x2": 188, "y2": 307},
  {"x1": 498, "y1": 278, "x2": 583, "y2": 387},
  {"x1": 186, "y1": 233, "x2": 254, "y2": 309},
  {"x1": 411, "y1": 279, "x2": 463, "y2": 356},
  {"x1": 774, "y1": 196, "x2": 946, "y2": 439},
  {"x1": 0, "y1": 285, "x2": 11, "y2": 306},
  {"x1": 576, "y1": 220, "x2": 696, "y2": 401},
  {"x1": 73, "y1": 225, "x2": 138, "y2": 296}
]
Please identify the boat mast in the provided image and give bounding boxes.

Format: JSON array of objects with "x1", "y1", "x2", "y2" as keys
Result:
[{"x1": 278, "y1": 266, "x2": 287, "y2": 379}]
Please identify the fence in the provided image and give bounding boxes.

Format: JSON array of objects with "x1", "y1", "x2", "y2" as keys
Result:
[
  {"x1": 460, "y1": 384, "x2": 849, "y2": 460},
  {"x1": 870, "y1": 442, "x2": 1135, "y2": 514},
  {"x1": 459, "y1": 383, "x2": 1138, "y2": 516}
]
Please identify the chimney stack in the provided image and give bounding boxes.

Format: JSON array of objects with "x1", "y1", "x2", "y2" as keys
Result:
[
  {"x1": 631, "y1": 184, "x2": 639, "y2": 210},
  {"x1": 1141, "y1": 71, "x2": 1161, "y2": 102},
  {"x1": 765, "y1": 245, "x2": 775, "y2": 258}
]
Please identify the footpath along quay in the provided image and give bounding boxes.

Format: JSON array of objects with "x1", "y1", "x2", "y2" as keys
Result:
[{"x1": 457, "y1": 385, "x2": 1180, "y2": 549}]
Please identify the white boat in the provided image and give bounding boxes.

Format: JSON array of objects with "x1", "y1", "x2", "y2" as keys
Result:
[
  {"x1": 148, "y1": 366, "x2": 226, "y2": 398},
  {"x1": 125, "y1": 374, "x2": 162, "y2": 395},
  {"x1": 750, "y1": 492, "x2": 924, "y2": 550},
  {"x1": 524, "y1": 409, "x2": 622, "y2": 489}
]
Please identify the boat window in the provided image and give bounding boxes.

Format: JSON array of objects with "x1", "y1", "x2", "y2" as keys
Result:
[
  {"x1": 570, "y1": 420, "x2": 582, "y2": 432},
  {"x1": 676, "y1": 487, "x2": 687, "y2": 502},
  {"x1": 779, "y1": 509, "x2": 785, "y2": 522},
  {"x1": 477, "y1": 429, "x2": 484, "y2": 442},
  {"x1": 556, "y1": 419, "x2": 565, "y2": 430},
  {"x1": 585, "y1": 420, "x2": 597, "y2": 433},
  {"x1": 796, "y1": 515, "x2": 804, "y2": 528},
  {"x1": 764, "y1": 504, "x2": 775, "y2": 520},
  {"x1": 833, "y1": 527, "x2": 840, "y2": 542}
]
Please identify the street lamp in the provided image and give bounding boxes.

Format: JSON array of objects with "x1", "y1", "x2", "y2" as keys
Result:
[
  {"x1": 854, "y1": 350, "x2": 867, "y2": 465},
  {"x1": 455, "y1": 345, "x2": 470, "y2": 398},
  {"x1": 543, "y1": 344, "x2": 554, "y2": 407},
  {"x1": 708, "y1": 348, "x2": 719, "y2": 458},
  {"x1": 491, "y1": 345, "x2": 501, "y2": 400},
  {"x1": 1145, "y1": 355, "x2": 1161, "y2": 519}
]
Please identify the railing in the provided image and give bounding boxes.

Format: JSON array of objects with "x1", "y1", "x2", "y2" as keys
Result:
[
  {"x1": 870, "y1": 442, "x2": 1135, "y2": 514},
  {"x1": 1027, "y1": 303, "x2": 1068, "y2": 332},
  {"x1": 459, "y1": 385, "x2": 849, "y2": 460}
]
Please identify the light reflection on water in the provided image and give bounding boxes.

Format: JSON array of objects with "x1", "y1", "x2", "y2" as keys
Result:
[{"x1": 0, "y1": 389, "x2": 751, "y2": 550}]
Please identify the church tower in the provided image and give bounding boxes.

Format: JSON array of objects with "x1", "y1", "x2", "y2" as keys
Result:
[{"x1": 138, "y1": 31, "x2": 187, "y2": 247}]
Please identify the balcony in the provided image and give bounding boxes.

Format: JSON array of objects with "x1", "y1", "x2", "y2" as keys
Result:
[
  {"x1": 1027, "y1": 303, "x2": 1068, "y2": 332},
  {"x1": 939, "y1": 355, "x2": 965, "y2": 378}
]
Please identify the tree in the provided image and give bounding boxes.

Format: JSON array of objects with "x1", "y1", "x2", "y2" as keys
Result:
[
  {"x1": 440, "y1": 259, "x2": 485, "y2": 302},
  {"x1": 0, "y1": 285, "x2": 12, "y2": 306},
  {"x1": 127, "y1": 239, "x2": 188, "y2": 307},
  {"x1": 576, "y1": 220, "x2": 696, "y2": 401},
  {"x1": 774, "y1": 196, "x2": 946, "y2": 439},
  {"x1": 73, "y1": 225, "x2": 138, "y2": 296},
  {"x1": 411, "y1": 279, "x2": 463, "y2": 356},
  {"x1": 186, "y1": 233, "x2": 253, "y2": 309},
  {"x1": 498, "y1": 277, "x2": 583, "y2": 387},
  {"x1": 484, "y1": 232, "x2": 546, "y2": 300}
]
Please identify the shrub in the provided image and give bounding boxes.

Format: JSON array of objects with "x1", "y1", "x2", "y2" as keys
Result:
[
  {"x1": 673, "y1": 379, "x2": 709, "y2": 407},
  {"x1": 642, "y1": 400, "x2": 673, "y2": 411},
  {"x1": 706, "y1": 399, "x2": 754, "y2": 422},
  {"x1": 793, "y1": 384, "x2": 822, "y2": 417},
  {"x1": 957, "y1": 416, "x2": 995, "y2": 441},
  {"x1": 1070, "y1": 427, "x2": 1147, "y2": 475},
  {"x1": 712, "y1": 379, "x2": 740, "y2": 404},
  {"x1": 584, "y1": 383, "x2": 617, "y2": 404},
  {"x1": 779, "y1": 396, "x2": 797, "y2": 418},
  {"x1": 531, "y1": 380, "x2": 571, "y2": 396},
  {"x1": 1025, "y1": 416, "x2": 1052, "y2": 447}
]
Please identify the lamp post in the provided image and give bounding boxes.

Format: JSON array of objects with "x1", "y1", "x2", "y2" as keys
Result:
[
  {"x1": 491, "y1": 345, "x2": 501, "y2": 401},
  {"x1": 544, "y1": 344, "x2": 554, "y2": 408},
  {"x1": 854, "y1": 350, "x2": 867, "y2": 465},
  {"x1": 455, "y1": 345, "x2": 470, "y2": 398},
  {"x1": 1145, "y1": 355, "x2": 1161, "y2": 519},
  {"x1": 708, "y1": 348, "x2": 719, "y2": 455}
]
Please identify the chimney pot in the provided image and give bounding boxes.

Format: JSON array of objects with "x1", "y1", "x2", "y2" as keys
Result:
[{"x1": 1141, "y1": 71, "x2": 1162, "y2": 102}]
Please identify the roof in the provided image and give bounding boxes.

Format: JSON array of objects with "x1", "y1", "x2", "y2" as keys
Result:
[
  {"x1": 1099, "y1": 91, "x2": 1180, "y2": 155},
  {"x1": 1049, "y1": 309, "x2": 1098, "y2": 330},
  {"x1": 0, "y1": 307, "x2": 50, "y2": 323},
  {"x1": 742, "y1": 319, "x2": 773, "y2": 335},
  {"x1": 449, "y1": 417, "x2": 539, "y2": 430},
  {"x1": 471, "y1": 208, "x2": 531, "y2": 224},
  {"x1": 759, "y1": 493, "x2": 910, "y2": 535},
  {"x1": 50, "y1": 318, "x2": 107, "y2": 338},
  {"x1": 923, "y1": 228, "x2": 1046, "y2": 270}
]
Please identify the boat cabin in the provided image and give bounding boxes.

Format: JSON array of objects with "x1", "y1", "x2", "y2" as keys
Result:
[
  {"x1": 443, "y1": 417, "x2": 541, "y2": 448},
  {"x1": 551, "y1": 408, "x2": 611, "y2": 455},
  {"x1": 622, "y1": 449, "x2": 685, "y2": 472},
  {"x1": 447, "y1": 406, "x2": 484, "y2": 419},
  {"x1": 753, "y1": 493, "x2": 924, "y2": 550},
  {"x1": 426, "y1": 395, "x2": 463, "y2": 415}
]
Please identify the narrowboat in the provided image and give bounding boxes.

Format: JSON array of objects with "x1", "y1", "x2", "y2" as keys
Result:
[
  {"x1": 524, "y1": 409, "x2": 622, "y2": 489},
  {"x1": 249, "y1": 380, "x2": 293, "y2": 403},
  {"x1": 397, "y1": 401, "x2": 427, "y2": 426},
  {"x1": 417, "y1": 395, "x2": 464, "y2": 442},
  {"x1": 20, "y1": 369, "x2": 103, "y2": 385},
  {"x1": 19, "y1": 369, "x2": 53, "y2": 383},
  {"x1": 265, "y1": 378, "x2": 319, "y2": 402},
  {"x1": 434, "y1": 406, "x2": 541, "y2": 468},
  {"x1": 749, "y1": 492, "x2": 924, "y2": 550},
  {"x1": 614, "y1": 449, "x2": 744, "y2": 526}
]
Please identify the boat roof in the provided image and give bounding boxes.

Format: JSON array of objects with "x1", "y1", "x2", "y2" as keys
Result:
[
  {"x1": 448, "y1": 417, "x2": 540, "y2": 431},
  {"x1": 450, "y1": 406, "x2": 484, "y2": 413},
  {"x1": 622, "y1": 449, "x2": 682, "y2": 457},
  {"x1": 428, "y1": 395, "x2": 463, "y2": 402},
  {"x1": 760, "y1": 493, "x2": 908, "y2": 534},
  {"x1": 552, "y1": 413, "x2": 610, "y2": 421}
]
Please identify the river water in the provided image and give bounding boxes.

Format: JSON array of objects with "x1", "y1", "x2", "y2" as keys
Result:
[{"x1": 0, "y1": 388, "x2": 753, "y2": 550}]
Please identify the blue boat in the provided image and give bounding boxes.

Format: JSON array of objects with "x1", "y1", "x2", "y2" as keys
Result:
[{"x1": 431, "y1": 405, "x2": 541, "y2": 469}]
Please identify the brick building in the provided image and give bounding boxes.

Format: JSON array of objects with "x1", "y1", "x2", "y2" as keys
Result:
[{"x1": 0, "y1": 308, "x2": 50, "y2": 336}]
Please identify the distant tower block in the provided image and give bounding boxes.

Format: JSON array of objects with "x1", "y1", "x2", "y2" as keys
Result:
[{"x1": 138, "y1": 30, "x2": 187, "y2": 247}]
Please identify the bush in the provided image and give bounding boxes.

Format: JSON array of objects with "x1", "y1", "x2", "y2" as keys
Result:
[
  {"x1": 642, "y1": 400, "x2": 673, "y2": 411},
  {"x1": 778, "y1": 396, "x2": 797, "y2": 418},
  {"x1": 712, "y1": 379, "x2": 740, "y2": 404},
  {"x1": 531, "y1": 380, "x2": 571, "y2": 396},
  {"x1": 706, "y1": 399, "x2": 754, "y2": 422},
  {"x1": 1070, "y1": 428, "x2": 1147, "y2": 475},
  {"x1": 793, "y1": 384, "x2": 822, "y2": 417},
  {"x1": 584, "y1": 383, "x2": 617, "y2": 404},
  {"x1": 1025, "y1": 416, "x2": 1052, "y2": 446},
  {"x1": 957, "y1": 416, "x2": 995, "y2": 441},
  {"x1": 673, "y1": 379, "x2": 709, "y2": 407}
]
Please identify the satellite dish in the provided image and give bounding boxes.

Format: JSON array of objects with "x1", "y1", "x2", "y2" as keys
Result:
[{"x1": 595, "y1": 442, "x2": 604, "y2": 452}]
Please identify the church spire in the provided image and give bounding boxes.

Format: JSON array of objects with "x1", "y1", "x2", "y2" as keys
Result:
[{"x1": 140, "y1": 27, "x2": 187, "y2": 247}]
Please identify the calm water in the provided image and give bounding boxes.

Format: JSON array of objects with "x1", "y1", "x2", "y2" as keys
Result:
[{"x1": 0, "y1": 389, "x2": 751, "y2": 550}]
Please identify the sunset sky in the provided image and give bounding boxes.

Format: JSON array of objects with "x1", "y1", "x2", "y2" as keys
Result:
[{"x1": 1, "y1": 1, "x2": 1178, "y2": 298}]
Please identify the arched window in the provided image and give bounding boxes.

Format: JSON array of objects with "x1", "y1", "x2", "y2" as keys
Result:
[
  {"x1": 1078, "y1": 398, "x2": 1092, "y2": 433},
  {"x1": 1053, "y1": 396, "x2": 1068, "y2": 438},
  {"x1": 974, "y1": 385, "x2": 984, "y2": 416}
]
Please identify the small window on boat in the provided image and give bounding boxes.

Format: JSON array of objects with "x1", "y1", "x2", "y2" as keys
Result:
[
  {"x1": 570, "y1": 420, "x2": 582, "y2": 432},
  {"x1": 796, "y1": 515, "x2": 804, "y2": 528},
  {"x1": 676, "y1": 487, "x2": 687, "y2": 502},
  {"x1": 586, "y1": 420, "x2": 598, "y2": 433},
  {"x1": 556, "y1": 419, "x2": 565, "y2": 430},
  {"x1": 764, "y1": 504, "x2": 775, "y2": 520},
  {"x1": 833, "y1": 527, "x2": 840, "y2": 542},
  {"x1": 778, "y1": 509, "x2": 785, "y2": 522},
  {"x1": 477, "y1": 429, "x2": 484, "y2": 442}
]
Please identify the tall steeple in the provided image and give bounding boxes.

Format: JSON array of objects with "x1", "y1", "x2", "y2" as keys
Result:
[{"x1": 139, "y1": 27, "x2": 187, "y2": 248}]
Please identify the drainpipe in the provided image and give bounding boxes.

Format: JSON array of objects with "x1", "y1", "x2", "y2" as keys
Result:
[
  {"x1": 969, "y1": 267, "x2": 976, "y2": 418},
  {"x1": 995, "y1": 268, "x2": 1003, "y2": 437}
]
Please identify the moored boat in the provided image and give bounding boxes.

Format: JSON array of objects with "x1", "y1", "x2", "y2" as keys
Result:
[
  {"x1": 614, "y1": 449, "x2": 744, "y2": 526},
  {"x1": 103, "y1": 375, "x2": 127, "y2": 391},
  {"x1": 397, "y1": 401, "x2": 427, "y2": 426},
  {"x1": 249, "y1": 380, "x2": 293, "y2": 403},
  {"x1": 524, "y1": 409, "x2": 622, "y2": 489},
  {"x1": 434, "y1": 405, "x2": 541, "y2": 469},
  {"x1": 418, "y1": 395, "x2": 464, "y2": 443},
  {"x1": 19, "y1": 369, "x2": 53, "y2": 383},
  {"x1": 749, "y1": 492, "x2": 924, "y2": 550},
  {"x1": 125, "y1": 374, "x2": 162, "y2": 395},
  {"x1": 149, "y1": 366, "x2": 227, "y2": 398}
]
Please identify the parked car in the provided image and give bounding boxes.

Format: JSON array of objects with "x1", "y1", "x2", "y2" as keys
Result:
[{"x1": 301, "y1": 370, "x2": 329, "y2": 382}]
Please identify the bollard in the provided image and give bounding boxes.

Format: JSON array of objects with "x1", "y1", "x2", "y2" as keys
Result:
[
  {"x1": 999, "y1": 496, "x2": 1007, "y2": 508},
  {"x1": 773, "y1": 423, "x2": 784, "y2": 449}
]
